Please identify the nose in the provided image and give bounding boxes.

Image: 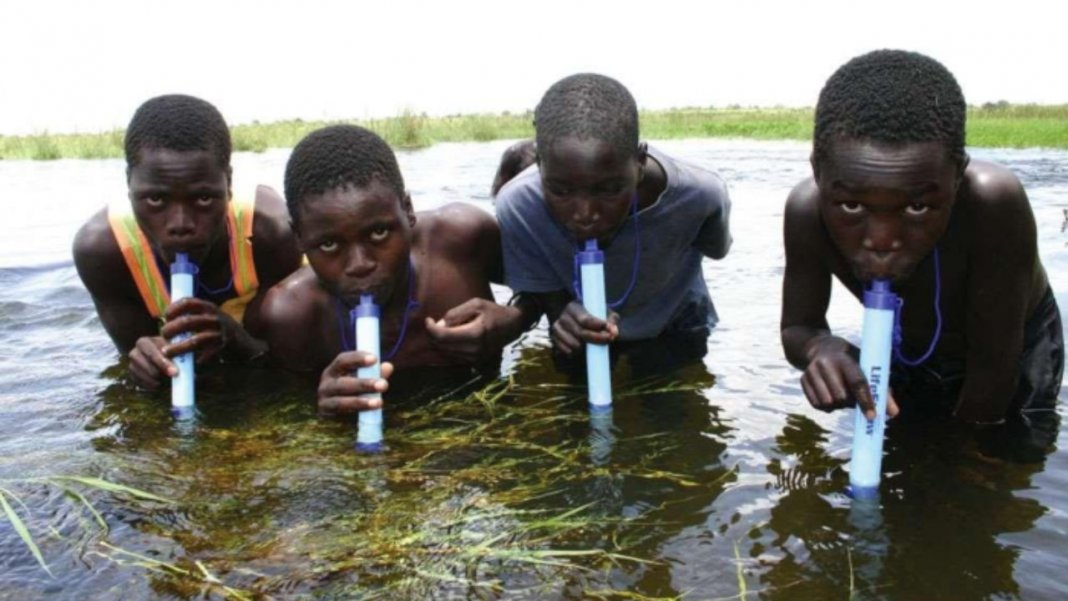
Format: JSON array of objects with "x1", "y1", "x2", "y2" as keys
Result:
[
  {"x1": 165, "y1": 204, "x2": 195, "y2": 239},
  {"x1": 344, "y1": 245, "x2": 376, "y2": 279},
  {"x1": 572, "y1": 197, "x2": 600, "y2": 228},
  {"x1": 862, "y1": 216, "x2": 902, "y2": 257}
]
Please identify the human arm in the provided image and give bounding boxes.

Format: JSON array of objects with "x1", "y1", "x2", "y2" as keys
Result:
[
  {"x1": 954, "y1": 164, "x2": 1039, "y2": 423},
  {"x1": 693, "y1": 173, "x2": 734, "y2": 260},
  {"x1": 422, "y1": 203, "x2": 527, "y2": 360},
  {"x1": 780, "y1": 181, "x2": 886, "y2": 418}
]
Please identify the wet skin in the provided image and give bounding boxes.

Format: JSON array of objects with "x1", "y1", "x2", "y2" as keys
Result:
[
  {"x1": 781, "y1": 138, "x2": 1049, "y2": 423},
  {"x1": 259, "y1": 179, "x2": 524, "y2": 415},
  {"x1": 503, "y1": 135, "x2": 668, "y2": 356},
  {"x1": 72, "y1": 148, "x2": 302, "y2": 390}
]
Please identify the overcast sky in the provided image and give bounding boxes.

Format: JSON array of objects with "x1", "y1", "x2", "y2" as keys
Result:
[{"x1": 2, "y1": 0, "x2": 1066, "y2": 136}]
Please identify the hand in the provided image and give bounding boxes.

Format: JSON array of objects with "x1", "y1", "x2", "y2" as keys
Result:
[
  {"x1": 159, "y1": 298, "x2": 232, "y2": 365},
  {"x1": 424, "y1": 298, "x2": 522, "y2": 363},
  {"x1": 550, "y1": 300, "x2": 620, "y2": 356},
  {"x1": 317, "y1": 351, "x2": 394, "y2": 415},
  {"x1": 128, "y1": 335, "x2": 175, "y2": 390},
  {"x1": 801, "y1": 339, "x2": 900, "y2": 420}
]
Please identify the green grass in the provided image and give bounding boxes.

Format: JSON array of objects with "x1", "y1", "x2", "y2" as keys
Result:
[{"x1": 2, "y1": 104, "x2": 1066, "y2": 161}]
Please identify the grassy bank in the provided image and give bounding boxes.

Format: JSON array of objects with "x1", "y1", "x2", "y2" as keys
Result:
[{"x1": 2, "y1": 104, "x2": 1066, "y2": 161}]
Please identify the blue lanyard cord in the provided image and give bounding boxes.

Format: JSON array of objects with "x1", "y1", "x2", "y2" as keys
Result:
[
  {"x1": 572, "y1": 193, "x2": 642, "y2": 310},
  {"x1": 336, "y1": 258, "x2": 420, "y2": 361},
  {"x1": 892, "y1": 246, "x2": 943, "y2": 367}
]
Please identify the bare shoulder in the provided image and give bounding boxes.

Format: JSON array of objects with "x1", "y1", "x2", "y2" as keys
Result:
[
  {"x1": 252, "y1": 184, "x2": 295, "y2": 241},
  {"x1": 260, "y1": 266, "x2": 323, "y2": 328},
  {"x1": 71, "y1": 208, "x2": 126, "y2": 291},
  {"x1": 784, "y1": 177, "x2": 822, "y2": 230},
  {"x1": 417, "y1": 202, "x2": 499, "y2": 257},
  {"x1": 960, "y1": 160, "x2": 1031, "y2": 219}
]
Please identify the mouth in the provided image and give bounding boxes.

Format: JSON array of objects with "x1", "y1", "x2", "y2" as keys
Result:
[{"x1": 337, "y1": 281, "x2": 393, "y2": 306}]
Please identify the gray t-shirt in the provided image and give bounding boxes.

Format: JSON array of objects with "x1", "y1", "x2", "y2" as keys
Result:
[{"x1": 495, "y1": 146, "x2": 732, "y2": 341}]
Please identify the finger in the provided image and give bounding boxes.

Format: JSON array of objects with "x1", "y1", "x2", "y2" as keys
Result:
[
  {"x1": 380, "y1": 362, "x2": 394, "y2": 379},
  {"x1": 319, "y1": 394, "x2": 384, "y2": 415},
  {"x1": 135, "y1": 339, "x2": 176, "y2": 377},
  {"x1": 842, "y1": 363, "x2": 875, "y2": 420},
  {"x1": 425, "y1": 316, "x2": 484, "y2": 342},
  {"x1": 574, "y1": 311, "x2": 608, "y2": 332},
  {"x1": 800, "y1": 375, "x2": 820, "y2": 410},
  {"x1": 326, "y1": 375, "x2": 389, "y2": 398},
  {"x1": 815, "y1": 360, "x2": 851, "y2": 408},
  {"x1": 165, "y1": 297, "x2": 215, "y2": 319},
  {"x1": 551, "y1": 321, "x2": 582, "y2": 355},
  {"x1": 164, "y1": 331, "x2": 223, "y2": 359},
  {"x1": 802, "y1": 368, "x2": 836, "y2": 411},
  {"x1": 887, "y1": 390, "x2": 900, "y2": 418},
  {"x1": 161, "y1": 314, "x2": 219, "y2": 339},
  {"x1": 326, "y1": 351, "x2": 378, "y2": 376},
  {"x1": 127, "y1": 355, "x2": 162, "y2": 390},
  {"x1": 440, "y1": 300, "x2": 484, "y2": 327}
]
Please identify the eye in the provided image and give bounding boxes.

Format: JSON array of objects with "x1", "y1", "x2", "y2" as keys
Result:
[
  {"x1": 195, "y1": 195, "x2": 216, "y2": 208},
  {"x1": 547, "y1": 185, "x2": 572, "y2": 197},
  {"x1": 144, "y1": 195, "x2": 164, "y2": 208},
  {"x1": 369, "y1": 226, "x2": 390, "y2": 242},
  {"x1": 838, "y1": 201, "x2": 863, "y2": 214},
  {"x1": 905, "y1": 202, "x2": 930, "y2": 216},
  {"x1": 318, "y1": 240, "x2": 339, "y2": 253}
]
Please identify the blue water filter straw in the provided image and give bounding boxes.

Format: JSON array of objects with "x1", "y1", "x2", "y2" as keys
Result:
[
  {"x1": 354, "y1": 294, "x2": 384, "y2": 452},
  {"x1": 578, "y1": 239, "x2": 612, "y2": 411},
  {"x1": 170, "y1": 253, "x2": 197, "y2": 419},
  {"x1": 849, "y1": 279, "x2": 898, "y2": 499}
]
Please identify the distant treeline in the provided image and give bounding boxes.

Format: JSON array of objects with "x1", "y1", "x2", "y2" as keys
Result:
[{"x1": 2, "y1": 103, "x2": 1066, "y2": 161}]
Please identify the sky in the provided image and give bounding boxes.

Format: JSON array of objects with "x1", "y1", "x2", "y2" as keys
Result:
[{"x1": 2, "y1": 0, "x2": 1066, "y2": 136}]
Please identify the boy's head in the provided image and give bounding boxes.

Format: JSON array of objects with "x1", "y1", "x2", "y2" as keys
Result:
[
  {"x1": 284, "y1": 125, "x2": 415, "y2": 306},
  {"x1": 534, "y1": 73, "x2": 647, "y2": 243},
  {"x1": 124, "y1": 94, "x2": 233, "y2": 262},
  {"x1": 812, "y1": 50, "x2": 969, "y2": 283}
]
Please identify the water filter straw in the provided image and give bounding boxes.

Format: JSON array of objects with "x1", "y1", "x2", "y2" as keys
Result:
[
  {"x1": 849, "y1": 279, "x2": 898, "y2": 499},
  {"x1": 170, "y1": 253, "x2": 197, "y2": 419},
  {"x1": 354, "y1": 294, "x2": 384, "y2": 452},
  {"x1": 578, "y1": 239, "x2": 612, "y2": 411}
]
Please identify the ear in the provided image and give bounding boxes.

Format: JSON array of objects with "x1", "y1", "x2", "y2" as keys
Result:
[
  {"x1": 402, "y1": 192, "x2": 417, "y2": 227},
  {"x1": 226, "y1": 165, "x2": 234, "y2": 198},
  {"x1": 957, "y1": 152, "x2": 971, "y2": 180},
  {"x1": 809, "y1": 151, "x2": 821, "y2": 185}
]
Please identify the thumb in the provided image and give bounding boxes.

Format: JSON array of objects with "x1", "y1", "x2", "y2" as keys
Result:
[{"x1": 441, "y1": 301, "x2": 482, "y2": 327}]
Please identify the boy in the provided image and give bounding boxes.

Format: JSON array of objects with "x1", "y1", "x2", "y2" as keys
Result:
[
  {"x1": 495, "y1": 73, "x2": 732, "y2": 365},
  {"x1": 72, "y1": 94, "x2": 302, "y2": 390},
  {"x1": 260, "y1": 125, "x2": 524, "y2": 413},
  {"x1": 780, "y1": 50, "x2": 1062, "y2": 461}
]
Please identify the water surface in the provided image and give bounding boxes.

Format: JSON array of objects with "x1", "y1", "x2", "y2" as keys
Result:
[{"x1": 1, "y1": 139, "x2": 1065, "y2": 600}]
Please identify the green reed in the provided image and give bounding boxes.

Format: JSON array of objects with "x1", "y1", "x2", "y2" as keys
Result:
[{"x1": 3, "y1": 104, "x2": 1066, "y2": 160}]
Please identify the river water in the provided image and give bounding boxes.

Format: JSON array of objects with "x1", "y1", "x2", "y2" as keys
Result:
[{"x1": 0, "y1": 139, "x2": 1065, "y2": 600}]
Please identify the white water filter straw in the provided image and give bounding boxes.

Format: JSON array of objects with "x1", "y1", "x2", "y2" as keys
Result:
[
  {"x1": 354, "y1": 294, "x2": 383, "y2": 452},
  {"x1": 849, "y1": 279, "x2": 897, "y2": 499},
  {"x1": 170, "y1": 252, "x2": 197, "y2": 419},
  {"x1": 578, "y1": 239, "x2": 612, "y2": 411}
]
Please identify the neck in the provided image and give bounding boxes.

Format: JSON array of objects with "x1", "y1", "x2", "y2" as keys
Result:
[{"x1": 636, "y1": 152, "x2": 667, "y2": 210}]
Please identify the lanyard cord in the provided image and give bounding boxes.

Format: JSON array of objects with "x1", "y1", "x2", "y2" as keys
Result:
[
  {"x1": 572, "y1": 193, "x2": 642, "y2": 310},
  {"x1": 892, "y1": 246, "x2": 943, "y2": 366},
  {"x1": 336, "y1": 258, "x2": 419, "y2": 361}
]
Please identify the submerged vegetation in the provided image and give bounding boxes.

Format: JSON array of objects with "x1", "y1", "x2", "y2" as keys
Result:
[
  {"x1": 2, "y1": 103, "x2": 1066, "y2": 160},
  {"x1": 0, "y1": 354, "x2": 772, "y2": 599}
]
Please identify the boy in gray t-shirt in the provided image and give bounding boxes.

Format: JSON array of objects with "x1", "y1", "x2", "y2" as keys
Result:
[{"x1": 495, "y1": 73, "x2": 732, "y2": 364}]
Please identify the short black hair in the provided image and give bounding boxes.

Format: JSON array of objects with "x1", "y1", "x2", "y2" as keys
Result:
[
  {"x1": 124, "y1": 94, "x2": 232, "y2": 170},
  {"x1": 284, "y1": 125, "x2": 406, "y2": 226},
  {"x1": 814, "y1": 49, "x2": 966, "y2": 166},
  {"x1": 534, "y1": 73, "x2": 640, "y2": 158}
]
